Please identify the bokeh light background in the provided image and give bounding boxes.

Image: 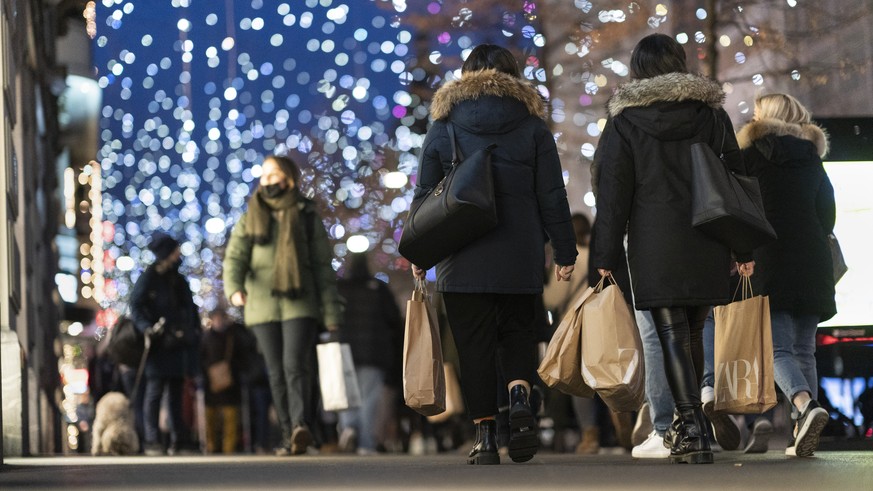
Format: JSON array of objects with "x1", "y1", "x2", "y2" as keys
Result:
[{"x1": 92, "y1": 0, "x2": 823, "y2": 314}]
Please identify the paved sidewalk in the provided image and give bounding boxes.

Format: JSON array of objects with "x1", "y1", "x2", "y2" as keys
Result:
[{"x1": 2, "y1": 451, "x2": 872, "y2": 490}]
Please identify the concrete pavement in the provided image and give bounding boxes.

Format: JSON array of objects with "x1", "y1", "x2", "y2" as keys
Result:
[{"x1": 2, "y1": 451, "x2": 872, "y2": 490}]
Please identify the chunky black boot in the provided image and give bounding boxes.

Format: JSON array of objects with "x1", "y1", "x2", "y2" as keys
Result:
[
  {"x1": 670, "y1": 407, "x2": 713, "y2": 464},
  {"x1": 663, "y1": 411, "x2": 682, "y2": 450},
  {"x1": 468, "y1": 419, "x2": 500, "y2": 465},
  {"x1": 508, "y1": 384, "x2": 538, "y2": 463}
]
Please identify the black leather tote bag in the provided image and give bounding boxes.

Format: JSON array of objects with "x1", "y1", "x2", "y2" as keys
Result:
[
  {"x1": 691, "y1": 114, "x2": 777, "y2": 253},
  {"x1": 399, "y1": 123, "x2": 497, "y2": 270}
]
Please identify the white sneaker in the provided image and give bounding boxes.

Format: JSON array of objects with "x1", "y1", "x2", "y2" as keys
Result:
[{"x1": 632, "y1": 431, "x2": 670, "y2": 459}]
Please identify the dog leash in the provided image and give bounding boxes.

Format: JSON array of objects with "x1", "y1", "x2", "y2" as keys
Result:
[{"x1": 130, "y1": 318, "x2": 165, "y2": 404}]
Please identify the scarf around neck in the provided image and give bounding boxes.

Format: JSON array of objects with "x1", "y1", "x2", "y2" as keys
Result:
[{"x1": 245, "y1": 187, "x2": 306, "y2": 298}]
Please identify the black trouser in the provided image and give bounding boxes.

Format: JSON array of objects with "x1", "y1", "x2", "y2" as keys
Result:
[
  {"x1": 650, "y1": 306, "x2": 711, "y2": 410},
  {"x1": 251, "y1": 317, "x2": 319, "y2": 439},
  {"x1": 442, "y1": 293, "x2": 537, "y2": 420}
]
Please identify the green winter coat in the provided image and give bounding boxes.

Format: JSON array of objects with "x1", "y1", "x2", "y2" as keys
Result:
[{"x1": 223, "y1": 199, "x2": 343, "y2": 327}]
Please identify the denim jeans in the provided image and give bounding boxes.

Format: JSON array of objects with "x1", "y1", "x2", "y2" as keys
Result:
[
  {"x1": 635, "y1": 309, "x2": 673, "y2": 435},
  {"x1": 702, "y1": 309, "x2": 716, "y2": 389},
  {"x1": 143, "y1": 376, "x2": 185, "y2": 446},
  {"x1": 252, "y1": 318, "x2": 319, "y2": 439},
  {"x1": 338, "y1": 365, "x2": 385, "y2": 451},
  {"x1": 770, "y1": 310, "x2": 819, "y2": 402}
]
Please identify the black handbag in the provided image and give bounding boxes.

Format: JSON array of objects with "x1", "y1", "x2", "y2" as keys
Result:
[
  {"x1": 828, "y1": 233, "x2": 848, "y2": 284},
  {"x1": 399, "y1": 123, "x2": 497, "y2": 270},
  {"x1": 107, "y1": 315, "x2": 144, "y2": 367},
  {"x1": 690, "y1": 112, "x2": 777, "y2": 252}
]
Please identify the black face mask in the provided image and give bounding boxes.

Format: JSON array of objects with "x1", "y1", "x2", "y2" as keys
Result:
[{"x1": 262, "y1": 183, "x2": 287, "y2": 199}]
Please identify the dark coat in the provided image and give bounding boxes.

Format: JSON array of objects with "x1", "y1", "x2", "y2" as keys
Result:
[
  {"x1": 130, "y1": 265, "x2": 200, "y2": 377},
  {"x1": 336, "y1": 278, "x2": 403, "y2": 372},
  {"x1": 591, "y1": 73, "x2": 747, "y2": 309},
  {"x1": 737, "y1": 118, "x2": 836, "y2": 321},
  {"x1": 200, "y1": 322, "x2": 254, "y2": 405},
  {"x1": 417, "y1": 69, "x2": 577, "y2": 294}
]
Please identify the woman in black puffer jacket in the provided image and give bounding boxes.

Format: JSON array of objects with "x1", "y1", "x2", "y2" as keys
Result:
[
  {"x1": 591, "y1": 34, "x2": 755, "y2": 464},
  {"x1": 736, "y1": 93, "x2": 836, "y2": 457},
  {"x1": 411, "y1": 44, "x2": 577, "y2": 465}
]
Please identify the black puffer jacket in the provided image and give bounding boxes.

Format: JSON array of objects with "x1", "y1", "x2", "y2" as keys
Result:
[
  {"x1": 737, "y1": 118, "x2": 836, "y2": 321},
  {"x1": 591, "y1": 73, "x2": 747, "y2": 309},
  {"x1": 416, "y1": 69, "x2": 577, "y2": 293}
]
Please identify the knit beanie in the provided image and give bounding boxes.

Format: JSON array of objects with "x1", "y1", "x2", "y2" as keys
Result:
[{"x1": 148, "y1": 233, "x2": 180, "y2": 261}]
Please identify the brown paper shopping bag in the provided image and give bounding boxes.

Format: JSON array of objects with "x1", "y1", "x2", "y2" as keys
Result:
[
  {"x1": 713, "y1": 276, "x2": 777, "y2": 413},
  {"x1": 427, "y1": 363, "x2": 465, "y2": 423},
  {"x1": 580, "y1": 275, "x2": 645, "y2": 412},
  {"x1": 537, "y1": 286, "x2": 596, "y2": 398},
  {"x1": 402, "y1": 279, "x2": 446, "y2": 416}
]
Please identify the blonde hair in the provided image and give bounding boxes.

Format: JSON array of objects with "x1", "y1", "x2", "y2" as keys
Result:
[{"x1": 754, "y1": 93, "x2": 812, "y2": 124}]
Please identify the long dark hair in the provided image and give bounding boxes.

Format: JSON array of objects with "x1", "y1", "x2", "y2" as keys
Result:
[
  {"x1": 264, "y1": 154, "x2": 302, "y2": 187},
  {"x1": 629, "y1": 34, "x2": 688, "y2": 79},
  {"x1": 462, "y1": 44, "x2": 521, "y2": 77}
]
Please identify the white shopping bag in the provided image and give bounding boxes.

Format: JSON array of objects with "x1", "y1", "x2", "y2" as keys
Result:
[{"x1": 317, "y1": 342, "x2": 363, "y2": 411}]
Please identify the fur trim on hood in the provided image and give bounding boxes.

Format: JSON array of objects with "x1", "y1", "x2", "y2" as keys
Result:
[
  {"x1": 430, "y1": 69, "x2": 546, "y2": 121},
  {"x1": 737, "y1": 118, "x2": 829, "y2": 158},
  {"x1": 607, "y1": 72, "x2": 724, "y2": 117}
]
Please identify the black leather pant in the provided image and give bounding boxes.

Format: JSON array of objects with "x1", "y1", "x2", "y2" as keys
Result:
[{"x1": 650, "y1": 306, "x2": 711, "y2": 410}]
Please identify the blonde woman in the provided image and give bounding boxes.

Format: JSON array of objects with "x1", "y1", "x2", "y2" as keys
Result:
[
  {"x1": 223, "y1": 155, "x2": 343, "y2": 456},
  {"x1": 736, "y1": 93, "x2": 835, "y2": 457}
]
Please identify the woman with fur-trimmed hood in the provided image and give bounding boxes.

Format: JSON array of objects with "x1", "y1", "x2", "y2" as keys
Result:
[
  {"x1": 736, "y1": 93, "x2": 835, "y2": 457},
  {"x1": 591, "y1": 34, "x2": 755, "y2": 465},
  {"x1": 411, "y1": 44, "x2": 577, "y2": 465}
]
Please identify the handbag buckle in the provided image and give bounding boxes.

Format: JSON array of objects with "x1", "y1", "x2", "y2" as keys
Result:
[{"x1": 433, "y1": 179, "x2": 446, "y2": 196}]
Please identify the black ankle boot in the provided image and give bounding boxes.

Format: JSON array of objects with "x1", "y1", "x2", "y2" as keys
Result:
[
  {"x1": 664, "y1": 411, "x2": 681, "y2": 449},
  {"x1": 508, "y1": 384, "x2": 538, "y2": 463},
  {"x1": 468, "y1": 419, "x2": 499, "y2": 465},
  {"x1": 670, "y1": 407, "x2": 713, "y2": 464}
]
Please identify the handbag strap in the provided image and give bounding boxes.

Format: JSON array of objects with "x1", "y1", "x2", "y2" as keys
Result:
[
  {"x1": 711, "y1": 108, "x2": 727, "y2": 159},
  {"x1": 446, "y1": 122, "x2": 465, "y2": 164}
]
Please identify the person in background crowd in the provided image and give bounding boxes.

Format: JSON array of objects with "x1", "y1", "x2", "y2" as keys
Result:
[
  {"x1": 130, "y1": 233, "x2": 201, "y2": 456},
  {"x1": 223, "y1": 154, "x2": 344, "y2": 456},
  {"x1": 411, "y1": 43, "x2": 577, "y2": 465},
  {"x1": 736, "y1": 93, "x2": 836, "y2": 457},
  {"x1": 200, "y1": 308, "x2": 252, "y2": 454},
  {"x1": 590, "y1": 33, "x2": 755, "y2": 464},
  {"x1": 335, "y1": 253, "x2": 403, "y2": 455}
]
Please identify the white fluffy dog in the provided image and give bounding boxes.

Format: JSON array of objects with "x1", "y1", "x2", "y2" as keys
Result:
[{"x1": 91, "y1": 391, "x2": 140, "y2": 456}]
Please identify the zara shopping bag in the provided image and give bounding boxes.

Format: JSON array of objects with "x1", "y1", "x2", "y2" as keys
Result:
[
  {"x1": 402, "y1": 279, "x2": 446, "y2": 416},
  {"x1": 690, "y1": 113, "x2": 777, "y2": 252},
  {"x1": 398, "y1": 123, "x2": 497, "y2": 270},
  {"x1": 316, "y1": 342, "x2": 363, "y2": 411},
  {"x1": 579, "y1": 275, "x2": 645, "y2": 412},
  {"x1": 712, "y1": 276, "x2": 777, "y2": 414},
  {"x1": 537, "y1": 286, "x2": 596, "y2": 398}
]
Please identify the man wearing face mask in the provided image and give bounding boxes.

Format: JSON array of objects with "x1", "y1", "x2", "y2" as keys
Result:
[
  {"x1": 130, "y1": 232, "x2": 202, "y2": 455},
  {"x1": 223, "y1": 155, "x2": 343, "y2": 456}
]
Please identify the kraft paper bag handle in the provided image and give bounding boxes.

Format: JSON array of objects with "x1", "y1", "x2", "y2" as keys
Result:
[
  {"x1": 731, "y1": 275, "x2": 754, "y2": 302},
  {"x1": 593, "y1": 272, "x2": 616, "y2": 293},
  {"x1": 412, "y1": 277, "x2": 428, "y2": 302}
]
